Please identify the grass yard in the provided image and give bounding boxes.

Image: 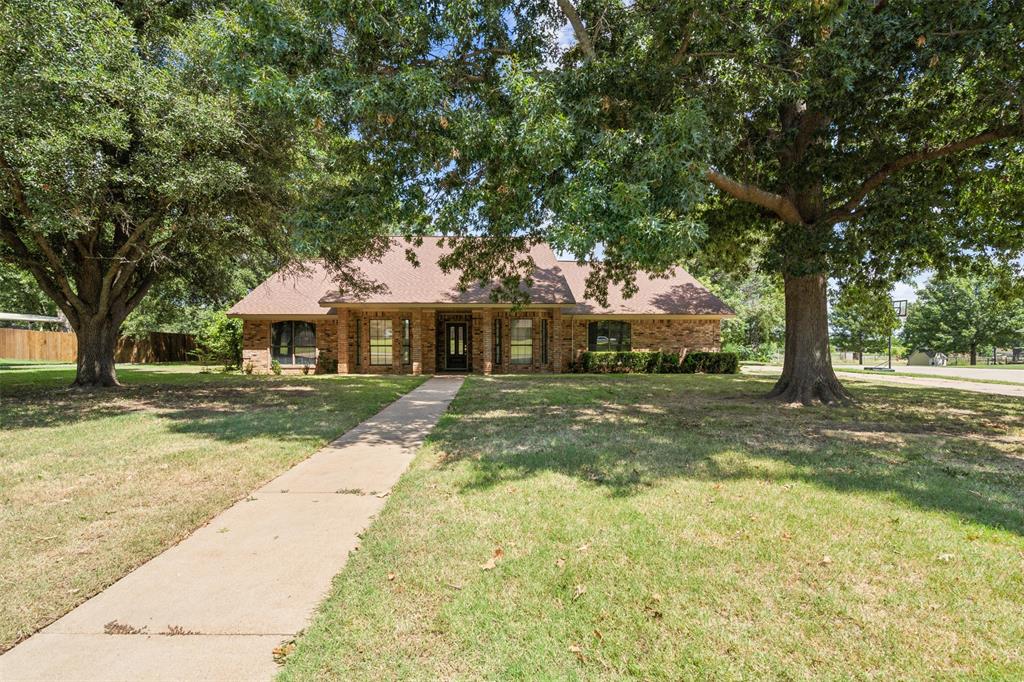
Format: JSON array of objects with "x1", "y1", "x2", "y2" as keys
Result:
[
  {"x1": 0, "y1": 362, "x2": 424, "y2": 652},
  {"x1": 282, "y1": 374, "x2": 1024, "y2": 680}
]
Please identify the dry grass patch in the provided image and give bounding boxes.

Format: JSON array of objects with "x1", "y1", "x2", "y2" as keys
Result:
[{"x1": 0, "y1": 362, "x2": 424, "y2": 651}]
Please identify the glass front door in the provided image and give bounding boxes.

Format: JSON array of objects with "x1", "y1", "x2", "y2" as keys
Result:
[{"x1": 445, "y1": 322, "x2": 468, "y2": 370}]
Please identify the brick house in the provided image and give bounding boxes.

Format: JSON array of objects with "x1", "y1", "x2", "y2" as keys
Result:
[{"x1": 228, "y1": 238, "x2": 734, "y2": 374}]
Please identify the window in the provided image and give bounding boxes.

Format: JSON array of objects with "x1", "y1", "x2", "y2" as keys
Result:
[
  {"x1": 271, "y1": 321, "x2": 317, "y2": 365},
  {"x1": 354, "y1": 318, "x2": 361, "y2": 366},
  {"x1": 541, "y1": 319, "x2": 549, "y2": 364},
  {"x1": 493, "y1": 318, "x2": 502, "y2": 365},
  {"x1": 369, "y1": 319, "x2": 392, "y2": 366},
  {"x1": 510, "y1": 318, "x2": 533, "y2": 365},
  {"x1": 587, "y1": 320, "x2": 631, "y2": 352},
  {"x1": 401, "y1": 318, "x2": 411, "y2": 365}
]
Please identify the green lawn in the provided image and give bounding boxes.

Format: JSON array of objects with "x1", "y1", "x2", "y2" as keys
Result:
[
  {"x1": 0, "y1": 362, "x2": 424, "y2": 652},
  {"x1": 281, "y1": 374, "x2": 1024, "y2": 680}
]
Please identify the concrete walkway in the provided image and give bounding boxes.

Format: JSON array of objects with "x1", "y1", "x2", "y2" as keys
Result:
[{"x1": 0, "y1": 376, "x2": 464, "y2": 681}]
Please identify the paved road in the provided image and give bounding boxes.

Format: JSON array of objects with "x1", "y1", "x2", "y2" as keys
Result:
[
  {"x1": 745, "y1": 365, "x2": 1024, "y2": 399},
  {"x1": 0, "y1": 376, "x2": 465, "y2": 681},
  {"x1": 835, "y1": 364, "x2": 1024, "y2": 384}
]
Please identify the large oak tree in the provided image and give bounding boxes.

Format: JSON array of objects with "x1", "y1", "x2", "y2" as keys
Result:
[
  {"x1": 317, "y1": 0, "x2": 1023, "y2": 403},
  {"x1": 0, "y1": 0, "x2": 387, "y2": 386}
]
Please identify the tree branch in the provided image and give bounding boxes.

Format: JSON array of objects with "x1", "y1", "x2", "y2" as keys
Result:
[
  {"x1": 671, "y1": 9, "x2": 698, "y2": 66},
  {"x1": 556, "y1": 0, "x2": 596, "y2": 61},
  {"x1": 0, "y1": 216, "x2": 81, "y2": 328},
  {"x1": 705, "y1": 168, "x2": 804, "y2": 224},
  {"x1": 826, "y1": 124, "x2": 1021, "y2": 224},
  {"x1": 0, "y1": 150, "x2": 33, "y2": 220}
]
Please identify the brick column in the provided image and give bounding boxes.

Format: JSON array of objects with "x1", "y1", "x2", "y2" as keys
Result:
[
  {"x1": 422, "y1": 309, "x2": 436, "y2": 374},
  {"x1": 551, "y1": 308, "x2": 562, "y2": 373},
  {"x1": 336, "y1": 309, "x2": 349, "y2": 373},
  {"x1": 411, "y1": 312, "x2": 423, "y2": 375},
  {"x1": 392, "y1": 312, "x2": 402, "y2": 373},
  {"x1": 481, "y1": 309, "x2": 493, "y2": 375}
]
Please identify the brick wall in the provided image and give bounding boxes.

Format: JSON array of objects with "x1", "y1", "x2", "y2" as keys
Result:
[
  {"x1": 317, "y1": 319, "x2": 338, "y2": 368},
  {"x1": 561, "y1": 317, "x2": 721, "y2": 371},
  {"x1": 489, "y1": 309, "x2": 557, "y2": 374},
  {"x1": 245, "y1": 312, "x2": 722, "y2": 375},
  {"x1": 241, "y1": 317, "x2": 339, "y2": 374},
  {"x1": 242, "y1": 319, "x2": 270, "y2": 372}
]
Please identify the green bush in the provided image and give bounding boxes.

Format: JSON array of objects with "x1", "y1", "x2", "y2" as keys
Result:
[
  {"x1": 270, "y1": 359, "x2": 282, "y2": 375},
  {"x1": 722, "y1": 342, "x2": 779, "y2": 363},
  {"x1": 317, "y1": 355, "x2": 338, "y2": 374},
  {"x1": 680, "y1": 351, "x2": 740, "y2": 374},
  {"x1": 577, "y1": 351, "x2": 683, "y2": 374},
  {"x1": 194, "y1": 310, "x2": 242, "y2": 369}
]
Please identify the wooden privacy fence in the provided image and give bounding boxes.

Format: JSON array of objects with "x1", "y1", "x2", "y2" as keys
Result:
[{"x1": 0, "y1": 328, "x2": 195, "y2": 363}]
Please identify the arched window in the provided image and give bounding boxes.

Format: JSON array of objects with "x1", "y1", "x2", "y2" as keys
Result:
[
  {"x1": 587, "y1": 320, "x2": 631, "y2": 352},
  {"x1": 271, "y1": 321, "x2": 317, "y2": 365}
]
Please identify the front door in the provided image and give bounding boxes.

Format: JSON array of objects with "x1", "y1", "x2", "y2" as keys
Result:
[{"x1": 445, "y1": 322, "x2": 468, "y2": 370}]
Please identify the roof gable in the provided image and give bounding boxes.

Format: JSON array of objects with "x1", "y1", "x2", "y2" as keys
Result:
[
  {"x1": 229, "y1": 237, "x2": 733, "y2": 317},
  {"x1": 558, "y1": 261, "x2": 734, "y2": 316}
]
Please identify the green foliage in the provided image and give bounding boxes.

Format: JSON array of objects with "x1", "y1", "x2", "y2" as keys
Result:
[
  {"x1": 681, "y1": 352, "x2": 739, "y2": 374},
  {"x1": 122, "y1": 267, "x2": 270, "y2": 338},
  {"x1": 0, "y1": 0, "x2": 384, "y2": 383},
  {"x1": 901, "y1": 274, "x2": 1024, "y2": 362},
  {"x1": 577, "y1": 351, "x2": 681, "y2": 374},
  {"x1": 696, "y1": 258, "x2": 784, "y2": 357},
  {"x1": 271, "y1": 359, "x2": 282, "y2": 375},
  {"x1": 193, "y1": 310, "x2": 242, "y2": 369},
  {"x1": 722, "y1": 341, "x2": 780, "y2": 363},
  {"x1": 316, "y1": 355, "x2": 338, "y2": 375},
  {"x1": 829, "y1": 284, "x2": 900, "y2": 356},
  {"x1": 0, "y1": 262, "x2": 55, "y2": 319},
  {"x1": 312, "y1": 1, "x2": 1024, "y2": 294}
]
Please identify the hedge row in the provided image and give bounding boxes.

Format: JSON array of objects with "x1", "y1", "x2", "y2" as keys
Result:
[
  {"x1": 575, "y1": 351, "x2": 738, "y2": 374},
  {"x1": 576, "y1": 351, "x2": 680, "y2": 373},
  {"x1": 680, "y1": 351, "x2": 739, "y2": 374}
]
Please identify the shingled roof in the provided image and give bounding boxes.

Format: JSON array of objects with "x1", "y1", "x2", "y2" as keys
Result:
[
  {"x1": 228, "y1": 237, "x2": 733, "y2": 317},
  {"x1": 558, "y1": 261, "x2": 734, "y2": 316}
]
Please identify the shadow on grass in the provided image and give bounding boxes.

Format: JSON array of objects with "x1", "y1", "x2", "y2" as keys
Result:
[
  {"x1": 1, "y1": 371, "x2": 423, "y2": 444},
  {"x1": 429, "y1": 374, "x2": 1024, "y2": 536}
]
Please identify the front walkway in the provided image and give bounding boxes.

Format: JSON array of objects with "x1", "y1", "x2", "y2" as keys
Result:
[{"x1": 0, "y1": 376, "x2": 464, "y2": 681}]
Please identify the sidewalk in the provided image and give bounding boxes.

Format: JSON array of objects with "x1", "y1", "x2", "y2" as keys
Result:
[{"x1": 0, "y1": 376, "x2": 464, "y2": 681}]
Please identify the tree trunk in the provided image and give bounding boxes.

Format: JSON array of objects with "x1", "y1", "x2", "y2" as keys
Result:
[
  {"x1": 858, "y1": 351, "x2": 863, "y2": 365},
  {"x1": 73, "y1": 318, "x2": 121, "y2": 387},
  {"x1": 970, "y1": 345, "x2": 977, "y2": 366},
  {"x1": 767, "y1": 273, "x2": 852, "y2": 405}
]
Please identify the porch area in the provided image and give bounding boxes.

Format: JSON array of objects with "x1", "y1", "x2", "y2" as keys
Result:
[{"x1": 336, "y1": 307, "x2": 563, "y2": 375}]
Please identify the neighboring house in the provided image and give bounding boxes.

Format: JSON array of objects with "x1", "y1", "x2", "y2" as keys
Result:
[
  {"x1": 907, "y1": 350, "x2": 948, "y2": 366},
  {"x1": 228, "y1": 238, "x2": 734, "y2": 374}
]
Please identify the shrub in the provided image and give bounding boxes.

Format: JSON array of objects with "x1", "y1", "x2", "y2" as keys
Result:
[
  {"x1": 194, "y1": 310, "x2": 242, "y2": 369},
  {"x1": 271, "y1": 359, "x2": 282, "y2": 375},
  {"x1": 722, "y1": 342, "x2": 779, "y2": 363},
  {"x1": 680, "y1": 351, "x2": 740, "y2": 374},
  {"x1": 658, "y1": 352, "x2": 682, "y2": 373},
  {"x1": 243, "y1": 361, "x2": 254, "y2": 375},
  {"x1": 316, "y1": 355, "x2": 338, "y2": 374},
  {"x1": 577, "y1": 351, "x2": 685, "y2": 374}
]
